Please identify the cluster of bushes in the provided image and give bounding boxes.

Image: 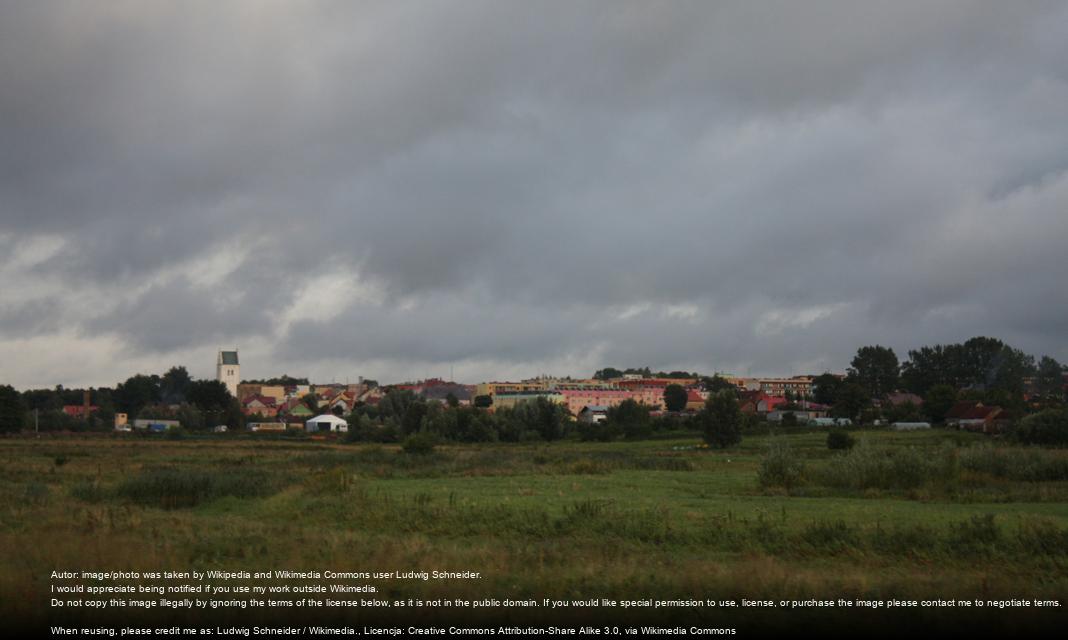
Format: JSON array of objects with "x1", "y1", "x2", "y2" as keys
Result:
[
  {"x1": 1012, "y1": 409, "x2": 1068, "y2": 446},
  {"x1": 115, "y1": 467, "x2": 280, "y2": 509},
  {"x1": 760, "y1": 439, "x2": 959, "y2": 492},
  {"x1": 959, "y1": 445, "x2": 1068, "y2": 481}
]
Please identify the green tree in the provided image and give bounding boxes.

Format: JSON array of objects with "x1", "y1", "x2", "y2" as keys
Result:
[
  {"x1": 473, "y1": 394, "x2": 492, "y2": 409},
  {"x1": 699, "y1": 390, "x2": 743, "y2": 449},
  {"x1": 847, "y1": 345, "x2": 899, "y2": 398},
  {"x1": 1035, "y1": 356, "x2": 1064, "y2": 400},
  {"x1": 1014, "y1": 409, "x2": 1068, "y2": 446},
  {"x1": 702, "y1": 375, "x2": 736, "y2": 394},
  {"x1": 593, "y1": 367, "x2": 623, "y2": 381},
  {"x1": 832, "y1": 382, "x2": 869, "y2": 422},
  {"x1": 811, "y1": 373, "x2": 844, "y2": 406},
  {"x1": 186, "y1": 379, "x2": 232, "y2": 411},
  {"x1": 663, "y1": 384, "x2": 687, "y2": 412},
  {"x1": 160, "y1": 366, "x2": 192, "y2": 404},
  {"x1": 606, "y1": 399, "x2": 652, "y2": 439},
  {"x1": 114, "y1": 374, "x2": 161, "y2": 416},
  {"x1": 923, "y1": 384, "x2": 958, "y2": 423},
  {"x1": 0, "y1": 385, "x2": 27, "y2": 433}
]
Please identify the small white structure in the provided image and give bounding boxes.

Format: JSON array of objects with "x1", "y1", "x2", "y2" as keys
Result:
[
  {"x1": 891, "y1": 422, "x2": 931, "y2": 431},
  {"x1": 305, "y1": 414, "x2": 348, "y2": 433},
  {"x1": 810, "y1": 417, "x2": 852, "y2": 427},
  {"x1": 578, "y1": 405, "x2": 608, "y2": 424}
]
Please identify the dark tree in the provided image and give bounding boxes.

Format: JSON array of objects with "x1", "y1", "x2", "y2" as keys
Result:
[
  {"x1": 701, "y1": 375, "x2": 737, "y2": 394},
  {"x1": 831, "y1": 382, "x2": 869, "y2": 422},
  {"x1": 0, "y1": 385, "x2": 27, "y2": 433},
  {"x1": 663, "y1": 384, "x2": 687, "y2": 412},
  {"x1": 1035, "y1": 356, "x2": 1063, "y2": 399},
  {"x1": 811, "y1": 373, "x2": 844, "y2": 406},
  {"x1": 473, "y1": 394, "x2": 493, "y2": 409},
  {"x1": 593, "y1": 367, "x2": 623, "y2": 381},
  {"x1": 114, "y1": 374, "x2": 162, "y2": 415},
  {"x1": 699, "y1": 390, "x2": 743, "y2": 449},
  {"x1": 847, "y1": 345, "x2": 899, "y2": 398},
  {"x1": 445, "y1": 392, "x2": 459, "y2": 408},
  {"x1": 923, "y1": 384, "x2": 958, "y2": 423},
  {"x1": 160, "y1": 366, "x2": 192, "y2": 404},
  {"x1": 607, "y1": 399, "x2": 651, "y2": 439},
  {"x1": 186, "y1": 379, "x2": 232, "y2": 411}
]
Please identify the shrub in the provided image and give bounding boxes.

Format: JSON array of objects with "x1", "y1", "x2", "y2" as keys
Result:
[
  {"x1": 402, "y1": 431, "x2": 437, "y2": 455},
  {"x1": 826, "y1": 429, "x2": 855, "y2": 450},
  {"x1": 948, "y1": 514, "x2": 1001, "y2": 555},
  {"x1": 819, "y1": 440, "x2": 957, "y2": 491},
  {"x1": 1013, "y1": 409, "x2": 1068, "y2": 446},
  {"x1": 959, "y1": 445, "x2": 1068, "y2": 481},
  {"x1": 780, "y1": 412, "x2": 798, "y2": 427},
  {"x1": 118, "y1": 468, "x2": 277, "y2": 509},
  {"x1": 758, "y1": 440, "x2": 805, "y2": 489}
]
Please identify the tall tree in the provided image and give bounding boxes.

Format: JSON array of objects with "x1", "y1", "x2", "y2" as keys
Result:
[
  {"x1": 663, "y1": 384, "x2": 687, "y2": 412},
  {"x1": 114, "y1": 374, "x2": 161, "y2": 415},
  {"x1": 186, "y1": 379, "x2": 232, "y2": 411},
  {"x1": 811, "y1": 373, "x2": 844, "y2": 406},
  {"x1": 923, "y1": 384, "x2": 958, "y2": 423},
  {"x1": 699, "y1": 390, "x2": 743, "y2": 449},
  {"x1": 607, "y1": 399, "x2": 651, "y2": 439},
  {"x1": 847, "y1": 345, "x2": 899, "y2": 398},
  {"x1": 1036, "y1": 356, "x2": 1065, "y2": 399},
  {"x1": 0, "y1": 385, "x2": 26, "y2": 433},
  {"x1": 160, "y1": 366, "x2": 192, "y2": 404},
  {"x1": 831, "y1": 382, "x2": 870, "y2": 422}
]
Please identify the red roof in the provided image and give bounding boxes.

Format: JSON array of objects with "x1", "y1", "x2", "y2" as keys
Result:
[{"x1": 945, "y1": 401, "x2": 979, "y2": 419}]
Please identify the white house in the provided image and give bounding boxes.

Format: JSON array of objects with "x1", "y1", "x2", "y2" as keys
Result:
[{"x1": 305, "y1": 414, "x2": 348, "y2": 433}]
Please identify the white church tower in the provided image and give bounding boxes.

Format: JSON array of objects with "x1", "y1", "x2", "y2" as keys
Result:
[{"x1": 217, "y1": 349, "x2": 240, "y2": 398}]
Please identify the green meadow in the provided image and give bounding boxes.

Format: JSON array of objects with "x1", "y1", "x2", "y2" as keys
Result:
[{"x1": 2, "y1": 428, "x2": 1066, "y2": 631}]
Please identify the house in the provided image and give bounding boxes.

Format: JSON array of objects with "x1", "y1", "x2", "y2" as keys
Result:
[
  {"x1": 305, "y1": 414, "x2": 348, "y2": 433},
  {"x1": 62, "y1": 405, "x2": 98, "y2": 418},
  {"x1": 946, "y1": 402, "x2": 1003, "y2": 433},
  {"x1": 578, "y1": 405, "x2": 608, "y2": 424},
  {"x1": 242, "y1": 394, "x2": 278, "y2": 417},
  {"x1": 959, "y1": 406, "x2": 1003, "y2": 433},
  {"x1": 885, "y1": 392, "x2": 924, "y2": 407},
  {"x1": 685, "y1": 389, "x2": 707, "y2": 412}
]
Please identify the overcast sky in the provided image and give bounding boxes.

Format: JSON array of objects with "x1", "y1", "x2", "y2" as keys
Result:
[{"x1": 2, "y1": 1, "x2": 1067, "y2": 389}]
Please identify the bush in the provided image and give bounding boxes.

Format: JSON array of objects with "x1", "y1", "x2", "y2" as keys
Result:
[
  {"x1": 819, "y1": 440, "x2": 957, "y2": 491},
  {"x1": 117, "y1": 468, "x2": 277, "y2": 509},
  {"x1": 948, "y1": 514, "x2": 1001, "y2": 555},
  {"x1": 959, "y1": 445, "x2": 1068, "y2": 481},
  {"x1": 758, "y1": 440, "x2": 805, "y2": 489},
  {"x1": 1013, "y1": 409, "x2": 1068, "y2": 446},
  {"x1": 402, "y1": 431, "x2": 437, "y2": 455},
  {"x1": 827, "y1": 429, "x2": 855, "y2": 450}
]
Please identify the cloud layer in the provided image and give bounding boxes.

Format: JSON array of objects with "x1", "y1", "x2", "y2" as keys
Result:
[{"x1": 2, "y1": 1, "x2": 1067, "y2": 388}]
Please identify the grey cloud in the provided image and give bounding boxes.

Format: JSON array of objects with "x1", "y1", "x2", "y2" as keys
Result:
[{"x1": 2, "y1": 1, "x2": 1068, "y2": 386}]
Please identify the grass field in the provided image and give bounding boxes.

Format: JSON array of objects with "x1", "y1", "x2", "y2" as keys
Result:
[{"x1": 2, "y1": 428, "x2": 1066, "y2": 632}]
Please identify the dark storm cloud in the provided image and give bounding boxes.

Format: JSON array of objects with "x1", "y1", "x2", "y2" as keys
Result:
[{"x1": 1, "y1": 1, "x2": 1068, "y2": 386}]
